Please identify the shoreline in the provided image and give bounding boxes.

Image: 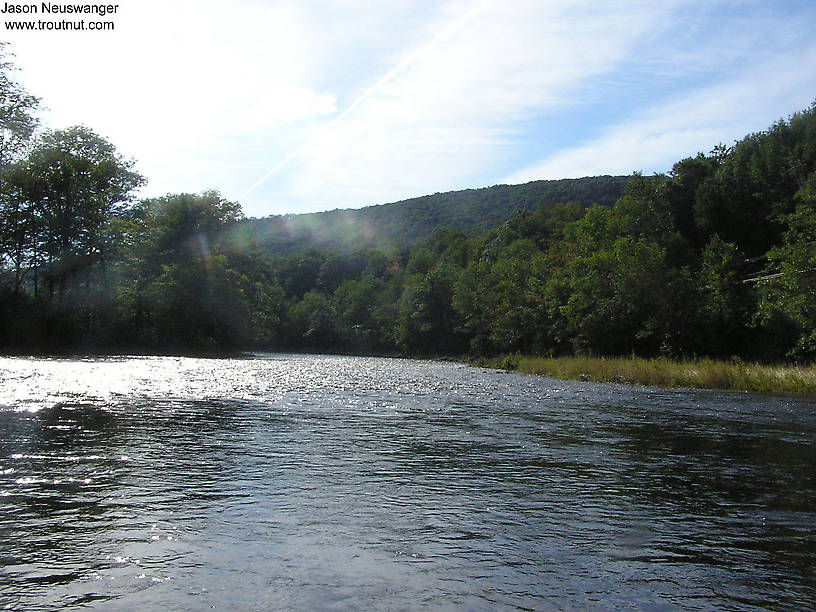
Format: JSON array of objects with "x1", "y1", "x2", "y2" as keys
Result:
[
  {"x1": 474, "y1": 355, "x2": 816, "y2": 396},
  {"x1": 4, "y1": 348, "x2": 816, "y2": 396}
]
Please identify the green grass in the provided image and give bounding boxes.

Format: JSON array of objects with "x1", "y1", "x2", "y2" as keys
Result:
[{"x1": 475, "y1": 355, "x2": 816, "y2": 395}]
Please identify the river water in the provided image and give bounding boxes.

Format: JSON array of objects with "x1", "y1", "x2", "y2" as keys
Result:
[{"x1": 0, "y1": 354, "x2": 814, "y2": 610}]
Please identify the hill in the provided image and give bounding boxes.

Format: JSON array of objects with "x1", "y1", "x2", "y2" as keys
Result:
[{"x1": 247, "y1": 175, "x2": 629, "y2": 256}]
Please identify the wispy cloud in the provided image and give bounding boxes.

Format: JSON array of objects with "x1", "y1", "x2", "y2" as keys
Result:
[
  {"x1": 4, "y1": 0, "x2": 815, "y2": 216},
  {"x1": 258, "y1": 0, "x2": 680, "y2": 213},
  {"x1": 240, "y1": 0, "x2": 494, "y2": 200},
  {"x1": 504, "y1": 45, "x2": 816, "y2": 183}
]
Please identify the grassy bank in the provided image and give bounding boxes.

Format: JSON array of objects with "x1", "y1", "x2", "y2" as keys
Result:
[{"x1": 475, "y1": 355, "x2": 816, "y2": 395}]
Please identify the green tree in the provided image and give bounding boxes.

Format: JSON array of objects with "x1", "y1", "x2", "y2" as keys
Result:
[
  {"x1": 758, "y1": 172, "x2": 816, "y2": 358},
  {"x1": 397, "y1": 263, "x2": 464, "y2": 354},
  {"x1": 1, "y1": 162, "x2": 41, "y2": 295},
  {"x1": 277, "y1": 249, "x2": 326, "y2": 299},
  {"x1": 333, "y1": 276, "x2": 400, "y2": 353},
  {"x1": 558, "y1": 235, "x2": 681, "y2": 355},
  {"x1": 22, "y1": 126, "x2": 143, "y2": 302},
  {"x1": 116, "y1": 192, "x2": 260, "y2": 351},
  {"x1": 452, "y1": 259, "x2": 495, "y2": 354},
  {"x1": 286, "y1": 291, "x2": 338, "y2": 350},
  {"x1": 664, "y1": 153, "x2": 718, "y2": 248},
  {"x1": 0, "y1": 44, "x2": 40, "y2": 296},
  {"x1": 146, "y1": 254, "x2": 251, "y2": 350},
  {"x1": 134, "y1": 190, "x2": 241, "y2": 267},
  {"x1": 0, "y1": 43, "x2": 39, "y2": 176},
  {"x1": 697, "y1": 234, "x2": 754, "y2": 356},
  {"x1": 692, "y1": 105, "x2": 816, "y2": 257}
]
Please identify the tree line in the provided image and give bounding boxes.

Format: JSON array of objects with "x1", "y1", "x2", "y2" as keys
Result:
[
  {"x1": 248, "y1": 175, "x2": 629, "y2": 257},
  {"x1": 1, "y1": 45, "x2": 814, "y2": 360}
]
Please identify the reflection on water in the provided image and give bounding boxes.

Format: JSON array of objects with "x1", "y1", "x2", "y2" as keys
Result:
[{"x1": 1, "y1": 354, "x2": 814, "y2": 610}]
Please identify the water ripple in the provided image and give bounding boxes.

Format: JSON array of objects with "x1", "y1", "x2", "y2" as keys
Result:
[{"x1": 0, "y1": 354, "x2": 814, "y2": 610}]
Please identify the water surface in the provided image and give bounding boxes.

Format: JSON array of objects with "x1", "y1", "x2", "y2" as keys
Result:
[{"x1": 1, "y1": 354, "x2": 814, "y2": 610}]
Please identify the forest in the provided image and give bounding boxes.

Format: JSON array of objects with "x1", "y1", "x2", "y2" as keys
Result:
[
  {"x1": 248, "y1": 174, "x2": 629, "y2": 256},
  {"x1": 1, "y1": 46, "x2": 815, "y2": 362}
]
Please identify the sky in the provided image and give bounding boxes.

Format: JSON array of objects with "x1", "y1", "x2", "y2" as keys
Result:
[{"x1": 3, "y1": 0, "x2": 816, "y2": 218}]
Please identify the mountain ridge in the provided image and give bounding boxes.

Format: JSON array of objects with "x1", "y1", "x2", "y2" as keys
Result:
[{"x1": 247, "y1": 175, "x2": 630, "y2": 256}]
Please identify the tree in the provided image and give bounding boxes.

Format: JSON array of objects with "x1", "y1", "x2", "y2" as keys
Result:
[
  {"x1": 692, "y1": 105, "x2": 816, "y2": 257},
  {"x1": 22, "y1": 126, "x2": 143, "y2": 301},
  {"x1": 697, "y1": 234, "x2": 754, "y2": 356},
  {"x1": 277, "y1": 249, "x2": 326, "y2": 300},
  {"x1": 664, "y1": 153, "x2": 718, "y2": 248},
  {"x1": 397, "y1": 263, "x2": 464, "y2": 354},
  {"x1": 333, "y1": 276, "x2": 398, "y2": 352},
  {"x1": 0, "y1": 43, "x2": 40, "y2": 295},
  {"x1": 1, "y1": 162, "x2": 41, "y2": 295},
  {"x1": 116, "y1": 192, "x2": 262, "y2": 350},
  {"x1": 758, "y1": 172, "x2": 816, "y2": 359},
  {"x1": 285, "y1": 291, "x2": 338, "y2": 350},
  {"x1": 0, "y1": 43, "x2": 39, "y2": 175},
  {"x1": 557, "y1": 235, "x2": 683, "y2": 356},
  {"x1": 134, "y1": 191, "x2": 242, "y2": 267}
]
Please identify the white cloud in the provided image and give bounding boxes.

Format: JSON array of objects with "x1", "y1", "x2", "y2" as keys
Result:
[
  {"x1": 503, "y1": 46, "x2": 816, "y2": 183},
  {"x1": 252, "y1": 0, "x2": 681, "y2": 213},
  {"x1": 2, "y1": 0, "x2": 815, "y2": 216},
  {"x1": 4, "y1": 0, "x2": 338, "y2": 196}
]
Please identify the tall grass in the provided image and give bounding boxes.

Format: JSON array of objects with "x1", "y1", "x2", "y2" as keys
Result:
[{"x1": 476, "y1": 355, "x2": 816, "y2": 395}]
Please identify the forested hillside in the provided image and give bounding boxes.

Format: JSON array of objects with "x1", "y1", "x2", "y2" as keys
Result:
[
  {"x1": 248, "y1": 176, "x2": 628, "y2": 256},
  {"x1": 1, "y1": 45, "x2": 815, "y2": 361}
]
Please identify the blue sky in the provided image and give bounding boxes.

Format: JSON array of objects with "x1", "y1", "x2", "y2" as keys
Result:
[{"x1": 4, "y1": 0, "x2": 816, "y2": 218}]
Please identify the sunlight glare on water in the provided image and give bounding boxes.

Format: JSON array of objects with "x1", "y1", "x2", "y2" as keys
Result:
[{"x1": 0, "y1": 354, "x2": 814, "y2": 610}]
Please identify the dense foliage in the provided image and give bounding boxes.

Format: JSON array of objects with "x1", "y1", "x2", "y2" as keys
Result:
[
  {"x1": 1, "y1": 46, "x2": 815, "y2": 361},
  {"x1": 248, "y1": 175, "x2": 629, "y2": 256}
]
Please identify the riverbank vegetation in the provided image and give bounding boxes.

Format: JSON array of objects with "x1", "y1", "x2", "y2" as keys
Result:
[
  {"x1": 476, "y1": 355, "x2": 816, "y2": 395},
  {"x1": 1, "y1": 44, "x2": 816, "y2": 384}
]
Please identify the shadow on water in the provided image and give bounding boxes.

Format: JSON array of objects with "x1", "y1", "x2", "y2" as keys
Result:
[
  {"x1": 616, "y1": 417, "x2": 816, "y2": 510},
  {"x1": 608, "y1": 411, "x2": 816, "y2": 605}
]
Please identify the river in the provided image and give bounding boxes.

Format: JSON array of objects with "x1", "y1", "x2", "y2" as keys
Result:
[{"x1": 1, "y1": 354, "x2": 814, "y2": 610}]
